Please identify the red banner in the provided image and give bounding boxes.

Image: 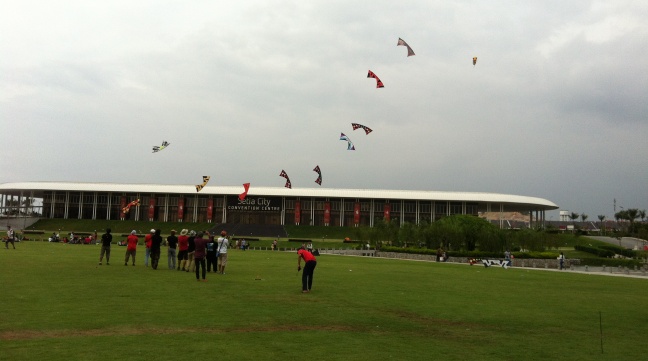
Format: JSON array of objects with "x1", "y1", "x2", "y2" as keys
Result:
[
  {"x1": 354, "y1": 202, "x2": 360, "y2": 225},
  {"x1": 148, "y1": 197, "x2": 155, "y2": 221},
  {"x1": 207, "y1": 198, "x2": 214, "y2": 222},
  {"x1": 384, "y1": 203, "x2": 391, "y2": 222},
  {"x1": 120, "y1": 196, "x2": 127, "y2": 219},
  {"x1": 324, "y1": 201, "x2": 331, "y2": 225},
  {"x1": 177, "y1": 197, "x2": 184, "y2": 221},
  {"x1": 295, "y1": 200, "x2": 301, "y2": 225}
]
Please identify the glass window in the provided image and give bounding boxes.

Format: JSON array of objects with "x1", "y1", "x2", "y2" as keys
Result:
[
  {"x1": 450, "y1": 202, "x2": 462, "y2": 215},
  {"x1": 435, "y1": 202, "x2": 447, "y2": 215}
]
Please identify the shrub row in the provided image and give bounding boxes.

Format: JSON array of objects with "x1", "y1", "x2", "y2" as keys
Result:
[
  {"x1": 379, "y1": 247, "x2": 559, "y2": 260},
  {"x1": 574, "y1": 245, "x2": 615, "y2": 258},
  {"x1": 598, "y1": 244, "x2": 636, "y2": 258},
  {"x1": 577, "y1": 257, "x2": 642, "y2": 268}
]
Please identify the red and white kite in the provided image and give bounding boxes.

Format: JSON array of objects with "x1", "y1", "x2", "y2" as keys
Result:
[{"x1": 367, "y1": 70, "x2": 384, "y2": 88}]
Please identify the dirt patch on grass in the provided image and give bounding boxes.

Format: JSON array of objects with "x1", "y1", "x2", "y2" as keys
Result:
[
  {"x1": 391, "y1": 309, "x2": 482, "y2": 328},
  {"x1": 0, "y1": 324, "x2": 355, "y2": 341}
]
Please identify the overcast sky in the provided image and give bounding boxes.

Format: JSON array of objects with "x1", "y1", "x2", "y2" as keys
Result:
[{"x1": 2, "y1": 0, "x2": 647, "y2": 220}]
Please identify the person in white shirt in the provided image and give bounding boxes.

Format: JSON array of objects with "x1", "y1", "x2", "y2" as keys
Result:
[
  {"x1": 6, "y1": 226, "x2": 16, "y2": 249},
  {"x1": 217, "y1": 231, "x2": 230, "y2": 274}
]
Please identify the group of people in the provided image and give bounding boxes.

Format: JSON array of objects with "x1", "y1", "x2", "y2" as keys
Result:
[
  {"x1": 234, "y1": 238, "x2": 249, "y2": 250},
  {"x1": 98, "y1": 228, "x2": 230, "y2": 282}
]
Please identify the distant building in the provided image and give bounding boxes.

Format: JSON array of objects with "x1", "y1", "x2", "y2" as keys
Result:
[{"x1": 0, "y1": 181, "x2": 559, "y2": 228}]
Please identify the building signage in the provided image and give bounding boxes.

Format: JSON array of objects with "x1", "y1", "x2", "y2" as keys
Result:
[{"x1": 226, "y1": 196, "x2": 281, "y2": 212}]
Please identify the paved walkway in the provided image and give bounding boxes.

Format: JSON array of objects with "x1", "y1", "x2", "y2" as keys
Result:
[
  {"x1": 318, "y1": 249, "x2": 648, "y2": 279},
  {"x1": 541, "y1": 265, "x2": 648, "y2": 279}
]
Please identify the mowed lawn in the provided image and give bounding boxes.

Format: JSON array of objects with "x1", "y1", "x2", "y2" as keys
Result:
[{"x1": 1, "y1": 242, "x2": 647, "y2": 361}]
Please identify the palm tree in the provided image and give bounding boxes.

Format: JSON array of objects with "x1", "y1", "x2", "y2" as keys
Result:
[
  {"x1": 568, "y1": 212, "x2": 579, "y2": 233},
  {"x1": 569, "y1": 212, "x2": 579, "y2": 222},
  {"x1": 615, "y1": 210, "x2": 629, "y2": 234},
  {"x1": 580, "y1": 213, "x2": 588, "y2": 223},
  {"x1": 639, "y1": 209, "x2": 646, "y2": 222},
  {"x1": 627, "y1": 208, "x2": 639, "y2": 234},
  {"x1": 597, "y1": 215, "x2": 606, "y2": 235}
]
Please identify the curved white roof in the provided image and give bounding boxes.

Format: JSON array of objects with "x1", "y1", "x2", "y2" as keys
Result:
[{"x1": 0, "y1": 181, "x2": 558, "y2": 210}]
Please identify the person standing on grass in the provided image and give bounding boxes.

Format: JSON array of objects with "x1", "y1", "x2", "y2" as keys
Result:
[
  {"x1": 217, "y1": 231, "x2": 229, "y2": 274},
  {"x1": 150, "y1": 229, "x2": 163, "y2": 270},
  {"x1": 167, "y1": 230, "x2": 178, "y2": 270},
  {"x1": 206, "y1": 232, "x2": 218, "y2": 273},
  {"x1": 144, "y1": 229, "x2": 154, "y2": 267},
  {"x1": 5, "y1": 225, "x2": 16, "y2": 249},
  {"x1": 125, "y1": 230, "x2": 138, "y2": 266},
  {"x1": 98, "y1": 228, "x2": 112, "y2": 265},
  {"x1": 177, "y1": 229, "x2": 189, "y2": 271},
  {"x1": 297, "y1": 246, "x2": 317, "y2": 293},
  {"x1": 558, "y1": 252, "x2": 565, "y2": 270},
  {"x1": 193, "y1": 231, "x2": 209, "y2": 281},
  {"x1": 186, "y1": 230, "x2": 196, "y2": 273}
]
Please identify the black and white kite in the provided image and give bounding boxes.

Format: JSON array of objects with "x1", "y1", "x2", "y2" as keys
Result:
[{"x1": 279, "y1": 170, "x2": 292, "y2": 189}]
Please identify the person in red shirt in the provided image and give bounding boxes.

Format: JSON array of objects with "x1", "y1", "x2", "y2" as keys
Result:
[
  {"x1": 177, "y1": 229, "x2": 189, "y2": 271},
  {"x1": 297, "y1": 247, "x2": 317, "y2": 293},
  {"x1": 144, "y1": 229, "x2": 154, "y2": 267},
  {"x1": 124, "y1": 230, "x2": 138, "y2": 266}
]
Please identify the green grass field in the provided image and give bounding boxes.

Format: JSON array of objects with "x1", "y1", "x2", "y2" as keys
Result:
[{"x1": 1, "y1": 242, "x2": 647, "y2": 360}]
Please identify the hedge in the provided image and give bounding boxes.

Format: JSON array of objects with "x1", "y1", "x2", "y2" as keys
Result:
[{"x1": 379, "y1": 247, "x2": 559, "y2": 260}]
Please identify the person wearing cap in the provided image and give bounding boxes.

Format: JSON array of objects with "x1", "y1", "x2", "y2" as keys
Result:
[
  {"x1": 144, "y1": 229, "x2": 154, "y2": 267},
  {"x1": 150, "y1": 229, "x2": 163, "y2": 270},
  {"x1": 177, "y1": 229, "x2": 189, "y2": 271},
  {"x1": 124, "y1": 230, "x2": 138, "y2": 266},
  {"x1": 98, "y1": 228, "x2": 112, "y2": 265},
  {"x1": 167, "y1": 230, "x2": 178, "y2": 270},
  {"x1": 193, "y1": 231, "x2": 209, "y2": 281},
  {"x1": 216, "y1": 230, "x2": 229, "y2": 274},
  {"x1": 298, "y1": 246, "x2": 317, "y2": 293},
  {"x1": 185, "y1": 230, "x2": 196, "y2": 273}
]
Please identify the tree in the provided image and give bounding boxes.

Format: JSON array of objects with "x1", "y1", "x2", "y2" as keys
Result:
[
  {"x1": 639, "y1": 209, "x2": 646, "y2": 222},
  {"x1": 513, "y1": 229, "x2": 547, "y2": 252},
  {"x1": 580, "y1": 213, "x2": 588, "y2": 223},
  {"x1": 569, "y1": 212, "x2": 579, "y2": 223},
  {"x1": 398, "y1": 222, "x2": 417, "y2": 247},
  {"x1": 626, "y1": 208, "x2": 640, "y2": 234},
  {"x1": 568, "y1": 212, "x2": 580, "y2": 232},
  {"x1": 615, "y1": 210, "x2": 628, "y2": 233},
  {"x1": 415, "y1": 220, "x2": 434, "y2": 248},
  {"x1": 374, "y1": 219, "x2": 400, "y2": 247},
  {"x1": 429, "y1": 216, "x2": 464, "y2": 251},
  {"x1": 430, "y1": 215, "x2": 500, "y2": 252},
  {"x1": 597, "y1": 215, "x2": 606, "y2": 235}
]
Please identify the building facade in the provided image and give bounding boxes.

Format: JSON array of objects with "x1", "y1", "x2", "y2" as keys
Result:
[{"x1": 0, "y1": 182, "x2": 559, "y2": 228}]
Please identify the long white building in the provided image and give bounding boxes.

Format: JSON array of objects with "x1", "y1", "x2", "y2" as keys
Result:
[{"x1": 0, "y1": 181, "x2": 558, "y2": 227}]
